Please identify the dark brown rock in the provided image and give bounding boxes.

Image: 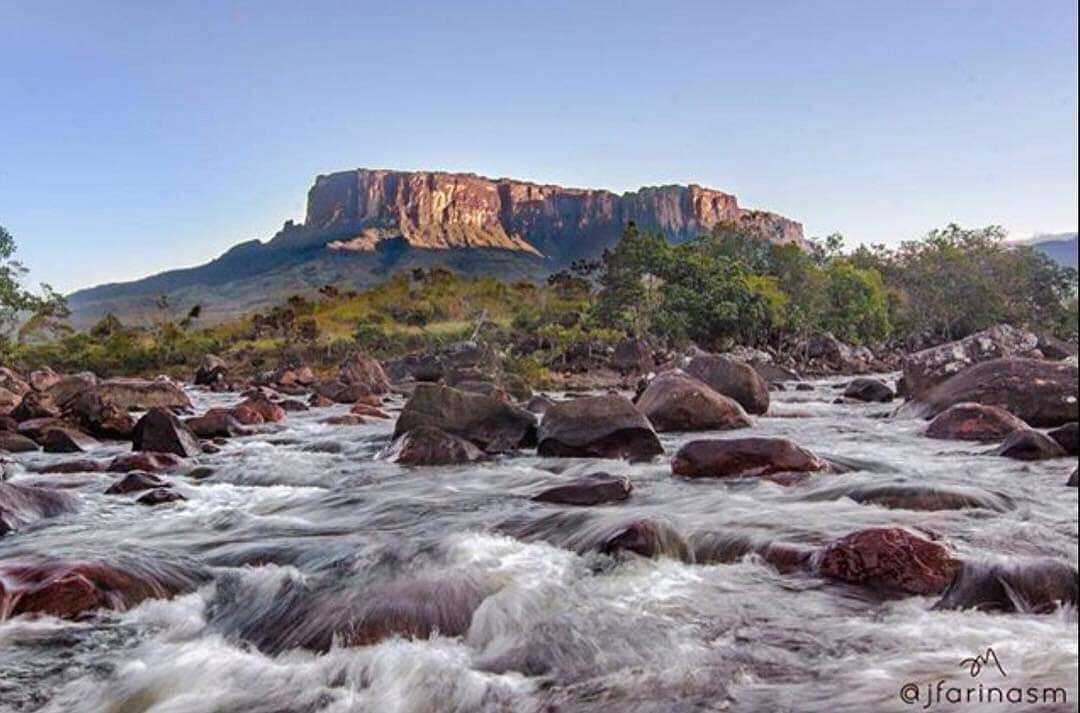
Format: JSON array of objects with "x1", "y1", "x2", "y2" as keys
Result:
[
  {"x1": 994, "y1": 428, "x2": 1067, "y2": 461},
  {"x1": 136, "y1": 488, "x2": 187, "y2": 506},
  {"x1": 935, "y1": 559, "x2": 1078, "y2": 613},
  {"x1": 386, "y1": 425, "x2": 485, "y2": 465},
  {"x1": 0, "y1": 431, "x2": 39, "y2": 453},
  {"x1": 132, "y1": 408, "x2": 201, "y2": 458},
  {"x1": 185, "y1": 409, "x2": 249, "y2": 439},
  {"x1": 532, "y1": 473, "x2": 632, "y2": 506},
  {"x1": 11, "y1": 391, "x2": 61, "y2": 422},
  {"x1": 842, "y1": 377, "x2": 894, "y2": 403},
  {"x1": 42, "y1": 427, "x2": 99, "y2": 454},
  {"x1": 1047, "y1": 422, "x2": 1079, "y2": 455},
  {"x1": 637, "y1": 371, "x2": 751, "y2": 433},
  {"x1": 339, "y1": 353, "x2": 391, "y2": 395},
  {"x1": 394, "y1": 383, "x2": 536, "y2": 453},
  {"x1": 107, "y1": 451, "x2": 184, "y2": 473},
  {"x1": 105, "y1": 472, "x2": 168, "y2": 495},
  {"x1": 815, "y1": 527, "x2": 961, "y2": 595},
  {"x1": 686, "y1": 354, "x2": 770, "y2": 415},
  {"x1": 194, "y1": 354, "x2": 228, "y2": 386},
  {"x1": 538, "y1": 394, "x2": 662, "y2": 460},
  {"x1": 1, "y1": 482, "x2": 78, "y2": 537},
  {"x1": 32, "y1": 459, "x2": 104, "y2": 474},
  {"x1": 924, "y1": 403, "x2": 1029, "y2": 442},
  {"x1": 672, "y1": 437, "x2": 829, "y2": 479},
  {"x1": 61, "y1": 389, "x2": 136, "y2": 440},
  {"x1": 1067, "y1": 468, "x2": 1078, "y2": 487}
]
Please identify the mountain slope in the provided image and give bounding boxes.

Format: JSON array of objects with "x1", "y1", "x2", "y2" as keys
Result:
[
  {"x1": 1027, "y1": 232, "x2": 1078, "y2": 269},
  {"x1": 67, "y1": 168, "x2": 803, "y2": 326}
]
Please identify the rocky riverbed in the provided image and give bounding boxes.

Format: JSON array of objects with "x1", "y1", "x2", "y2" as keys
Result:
[{"x1": 1, "y1": 365, "x2": 1077, "y2": 713}]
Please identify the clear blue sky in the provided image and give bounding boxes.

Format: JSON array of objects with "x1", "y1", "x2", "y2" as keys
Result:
[{"x1": 1, "y1": 0, "x2": 1077, "y2": 293}]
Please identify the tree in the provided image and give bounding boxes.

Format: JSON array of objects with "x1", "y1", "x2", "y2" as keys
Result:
[{"x1": 0, "y1": 226, "x2": 70, "y2": 351}]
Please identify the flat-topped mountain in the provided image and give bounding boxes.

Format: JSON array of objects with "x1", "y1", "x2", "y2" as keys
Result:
[{"x1": 67, "y1": 169, "x2": 803, "y2": 325}]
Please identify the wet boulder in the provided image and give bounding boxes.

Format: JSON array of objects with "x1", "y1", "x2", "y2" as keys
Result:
[
  {"x1": 43, "y1": 373, "x2": 98, "y2": 406},
  {"x1": 186, "y1": 409, "x2": 250, "y2": 439},
  {"x1": 0, "y1": 556, "x2": 207, "y2": 620},
  {"x1": 394, "y1": 383, "x2": 536, "y2": 453},
  {"x1": 136, "y1": 487, "x2": 187, "y2": 506},
  {"x1": 97, "y1": 377, "x2": 191, "y2": 412},
  {"x1": 11, "y1": 391, "x2": 61, "y2": 422},
  {"x1": 994, "y1": 428, "x2": 1067, "y2": 461},
  {"x1": 194, "y1": 354, "x2": 228, "y2": 386},
  {"x1": 1048, "y1": 422, "x2": 1078, "y2": 455},
  {"x1": 905, "y1": 358, "x2": 1078, "y2": 428},
  {"x1": 532, "y1": 473, "x2": 633, "y2": 506},
  {"x1": 229, "y1": 402, "x2": 266, "y2": 425},
  {"x1": 842, "y1": 377, "x2": 894, "y2": 403},
  {"x1": 505, "y1": 511, "x2": 688, "y2": 560},
  {"x1": 1, "y1": 482, "x2": 78, "y2": 537},
  {"x1": 233, "y1": 397, "x2": 286, "y2": 424},
  {"x1": 795, "y1": 333, "x2": 875, "y2": 374},
  {"x1": 809, "y1": 483, "x2": 1011, "y2": 512},
  {"x1": 349, "y1": 403, "x2": 390, "y2": 419},
  {"x1": 901, "y1": 324, "x2": 1040, "y2": 399},
  {"x1": 61, "y1": 389, "x2": 136, "y2": 440},
  {"x1": 308, "y1": 393, "x2": 334, "y2": 408},
  {"x1": 339, "y1": 352, "x2": 391, "y2": 396},
  {"x1": 132, "y1": 408, "x2": 202, "y2": 458},
  {"x1": 815, "y1": 527, "x2": 961, "y2": 595},
  {"x1": 672, "y1": 437, "x2": 830, "y2": 479},
  {"x1": 1036, "y1": 332, "x2": 1077, "y2": 360},
  {"x1": 386, "y1": 425, "x2": 485, "y2": 465},
  {"x1": 935, "y1": 558, "x2": 1078, "y2": 613},
  {"x1": 42, "y1": 427, "x2": 99, "y2": 454},
  {"x1": 686, "y1": 354, "x2": 770, "y2": 415},
  {"x1": 0, "y1": 431, "x2": 39, "y2": 453},
  {"x1": 538, "y1": 394, "x2": 662, "y2": 460},
  {"x1": 105, "y1": 472, "x2": 168, "y2": 495},
  {"x1": 924, "y1": 403, "x2": 1029, "y2": 442},
  {"x1": 637, "y1": 371, "x2": 751, "y2": 433},
  {"x1": 107, "y1": 451, "x2": 184, "y2": 473},
  {"x1": 32, "y1": 459, "x2": 104, "y2": 474}
]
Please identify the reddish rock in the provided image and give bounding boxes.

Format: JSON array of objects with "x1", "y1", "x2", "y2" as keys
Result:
[
  {"x1": 339, "y1": 353, "x2": 391, "y2": 396},
  {"x1": 321, "y1": 414, "x2": 366, "y2": 426},
  {"x1": 229, "y1": 402, "x2": 266, "y2": 425},
  {"x1": 611, "y1": 337, "x2": 654, "y2": 374},
  {"x1": 107, "y1": 451, "x2": 184, "y2": 473},
  {"x1": 594, "y1": 518, "x2": 689, "y2": 559},
  {"x1": 637, "y1": 371, "x2": 751, "y2": 432},
  {"x1": 11, "y1": 391, "x2": 61, "y2": 422},
  {"x1": 1, "y1": 482, "x2": 78, "y2": 536},
  {"x1": 532, "y1": 473, "x2": 633, "y2": 506},
  {"x1": 672, "y1": 437, "x2": 829, "y2": 479},
  {"x1": 42, "y1": 427, "x2": 99, "y2": 454},
  {"x1": 816, "y1": 527, "x2": 961, "y2": 595},
  {"x1": 133, "y1": 408, "x2": 201, "y2": 458},
  {"x1": 349, "y1": 403, "x2": 390, "y2": 419},
  {"x1": 105, "y1": 472, "x2": 167, "y2": 495},
  {"x1": 386, "y1": 425, "x2": 485, "y2": 465},
  {"x1": 395, "y1": 383, "x2": 536, "y2": 453},
  {"x1": 994, "y1": 428, "x2": 1067, "y2": 461},
  {"x1": 63, "y1": 390, "x2": 136, "y2": 440},
  {"x1": 185, "y1": 409, "x2": 249, "y2": 439},
  {"x1": 686, "y1": 354, "x2": 770, "y2": 415},
  {"x1": 0, "y1": 367, "x2": 31, "y2": 397},
  {"x1": 538, "y1": 394, "x2": 662, "y2": 460},
  {"x1": 0, "y1": 386, "x2": 20, "y2": 415},
  {"x1": 308, "y1": 394, "x2": 334, "y2": 408},
  {"x1": 234, "y1": 397, "x2": 286, "y2": 424},
  {"x1": 924, "y1": 403, "x2": 1029, "y2": 442},
  {"x1": 16, "y1": 417, "x2": 65, "y2": 444}
]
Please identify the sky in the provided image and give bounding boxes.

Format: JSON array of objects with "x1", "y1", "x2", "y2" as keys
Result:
[{"x1": 1, "y1": 0, "x2": 1077, "y2": 294}]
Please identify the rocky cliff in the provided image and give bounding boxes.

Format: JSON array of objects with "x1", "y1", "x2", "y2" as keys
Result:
[{"x1": 67, "y1": 169, "x2": 803, "y2": 325}]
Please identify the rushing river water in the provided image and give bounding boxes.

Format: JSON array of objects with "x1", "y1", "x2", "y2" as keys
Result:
[{"x1": 1, "y1": 376, "x2": 1076, "y2": 713}]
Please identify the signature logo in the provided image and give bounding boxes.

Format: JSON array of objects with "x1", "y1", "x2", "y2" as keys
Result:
[{"x1": 959, "y1": 647, "x2": 1007, "y2": 678}]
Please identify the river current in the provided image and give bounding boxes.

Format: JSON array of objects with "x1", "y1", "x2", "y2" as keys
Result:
[{"x1": 1, "y1": 376, "x2": 1076, "y2": 713}]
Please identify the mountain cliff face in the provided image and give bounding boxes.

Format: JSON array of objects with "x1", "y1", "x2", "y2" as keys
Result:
[{"x1": 67, "y1": 169, "x2": 803, "y2": 325}]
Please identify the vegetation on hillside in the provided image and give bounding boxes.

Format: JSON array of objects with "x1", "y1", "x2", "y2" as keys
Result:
[{"x1": 3, "y1": 220, "x2": 1076, "y2": 382}]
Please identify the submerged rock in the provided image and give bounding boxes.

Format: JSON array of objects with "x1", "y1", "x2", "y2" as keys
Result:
[
  {"x1": 815, "y1": 527, "x2": 961, "y2": 595},
  {"x1": 107, "y1": 451, "x2": 184, "y2": 473},
  {"x1": 1, "y1": 482, "x2": 78, "y2": 537},
  {"x1": 636, "y1": 371, "x2": 751, "y2": 433},
  {"x1": 808, "y1": 483, "x2": 1011, "y2": 512},
  {"x1": 935, "y1": 558, "x2": 1078, "y2": 613},
  {"x1": 994, "y1": 428, "x2": 1067, "y2": 461},
  {"x1": 672, "y1": 437, "x2": 829, "y2": 479},
  {"x1": 924, "y1": 402, "x2": 1028, "y2": 442},
  {"x1": 538, "y1": 394, "x2": 662, "y2": 460},
  {"x1": 531, "y1": 473, "x2": 633, "y2": 506},
  {"x1": 105, "y1": 472, "x2": 168, "y2": 495},
  {"x1": 686, "y1": 354, "x2": 770, "y2": 415},
  {"x1": 136, "y1": 488, "x2": 187, "y2": 506}
]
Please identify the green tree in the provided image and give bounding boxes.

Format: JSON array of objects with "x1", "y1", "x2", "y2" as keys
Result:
[{"x1": 0, "y1": 225, "x2": 70, "y2": 353}]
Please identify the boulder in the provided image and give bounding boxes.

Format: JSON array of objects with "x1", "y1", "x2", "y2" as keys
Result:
[
  {"x1": 105, "y1": 472, "x2": 168, "y2": 495},
  {"x1": 636, "y1": 371, "x2": 751, "y2": 432},
  {"x1": 532, "y1": 473, "x2": 633, "y2": 506},
  {"x1": 935, "y1": 559, "x2": 1078, "y2": 613},
  {"x1": 0, "y1": 431, "x2": 39, "y2": 453},
  {"x1": 384, "y1": 353, "x2": 444, "y2": 383},
  {"x1": 386, "y1": 425, "x2": 485, "y2": 465},
  {"x1": 1068, "y1": 469, "x2": 1078, "y2": 487},
  {"x1": 106, "y1": 451, "x2": 184, "y2": 473},
  {"x1": 0, "y1": 386, "x2": 20, "y2": 415},
  {"x1": 924, "y1": 403, "x2": 1029, "y2": 442},
  {"x1": 229, "y1": 402, "x2": 265, "y2": 425},
  {"x1": 278, "y1": 399, "x2": 309, "y2": 412},
  {"x1": 901, "y1": 324, "x2": 1040, "y2": 399},
  {"x1": 33, "y1": 459, "x2": 104, "y2": 474},
  {"x1": 994, "y1": 429, "x2": 1067, "y2": 461},
  {"x1": 0, "y1": 367, "x2": 31, "y2": 397},
  {"x1": 44, "y1": 373, "x2": 98, "y2": 406},
  {"x1": 96, "y1": 378, "x2": 191, "y2": 412},
  {"x1": 308, "y1": 393, "x2": 335, "y2": 408},
  {"x1": 234, "y1": 397, "x2": 286, "y2": 423},
  {"x1": 686, "y1": 354, "x2": 770, "y2": 415},
  {"x1": 42, "y1": 427, "x2": 99, "y2": 454},
  {"x1": 11, "y1": 391, "x2": 61, "y2": 422},
  {"x1": 16, "y1": 417, "x2": 65, "y2": 444},
  {"x1": 194, "y1": 354, "x2": 228, "y2": 386},
  {"x1": 394, "y1": 383, "x2": 536, "y2": 453},
  {"x1": 28, "y1": 367, "x2": 62, "y2": 393},
  {"x1": 132, "y1": 408, "x2": 201, "y2": 458},
  {"x1": 339, "y1": 353, "x2": 391, "y2": 395},
  {"x1": 672, "y1": 437, "x2": 830, "y2": 479},
  {"x1": 796, "y1": 333, "x2": 874, "y2": 373},
  {"x1": 321, "y1": 414, "x2": 366, "y2": 426},
  {"x1": 349, "y1": 403, "x2": 390, "y2": 419},
  {"x1": 905, "y1": 358, "x2": 1078, "y2": 428},
  {"x1": 0, "y1": 556, "x2": 206, "y2": 620},
  {"x1": 313, "y1": 380, "x2": 381, "y2": 405},
  {"x1": 136, "y1": 488, "x2": 187, "y2": 506},
  {"x1": 1036, "y1": 332, "x2": 1077, "y2": 361},
  {"x1": 525, "y1": 394, "x2": 556, "y2": 415},
  {"x1": 186, "y1": 409, "x2": 250, "y2": 439},
  {"x1": 1, "y1": 482, "x2": 77, "y2": 537},
  {"x1": 1048, "y1": 422, "x2": 1079, "y2": 455},
  {"x1": 61, "y1": 389, "x2": 136, "y2": 440},
  {"x1": 537, "y1": 394, "x2": 662, "y2": 460},
  {"x1": 842, "y1": 377, "x2": 894, "y2": 403},
  {"x1": 611, "y1": 337, "x2": 654, "y2": 374},
  {"x1": 815, "y1": 527, "x2": 961, "y2": 595}
]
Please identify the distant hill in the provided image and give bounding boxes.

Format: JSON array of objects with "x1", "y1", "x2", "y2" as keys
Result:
[
  {"x1": 1025, "y1": 232, "x2": 1078, "y2": 269},
  {"x1": 66, "y1": 168, "x2": 803, "y2": 327}
]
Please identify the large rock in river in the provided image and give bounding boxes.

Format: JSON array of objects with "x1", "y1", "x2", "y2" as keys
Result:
[
  {"x1": 904, "y1": 358, "x2": 1078, "y2": 428},
  {"x1": 672, "y1": 437, "x2": 829, "y2": 479},
  {"x1": 132, "y1": 407, "x2": 202, "y2": 458},
  {"x1": 1, "y1": 482, "x2": 77, "y2": 537},
  {"x1": 1048, "y1": 422, "x2": 1079, "y2": 455},
  {"x1": 97, "y1": 378, "x2": 191, "y2": 412},
  {"x1": 339, "y1": 353, "x2": 391, "y2": 395},
  {"x1": 537, "y1": 394, "x2": 662, "y2": 460},
  {"x1": 924, "y1": 402, "x2": 1028, "y2": 442},
  {"x1": 815, "y1": 527, "x2": 961, "y2": 595},
  {"x1": 901, "y1": 324, "x2": 1040, "y2": 399},
  {"x1": 386, "y1": 425, "x2": 485, "y2": 465},
  {"x1": 842, "y1": 377, "x2": 894, "y2": 403},
  {"x1": 934, "y1": 558, "x2": 1078, "y2": 613},
  {"x1": 394, "y1": 383, "x2": 535, "y2": 453},
  {"x1": 686, "y1": 355, "x2": 770, "y2": 415},
  {"x1": 994, "y1": 428, "x2": 1067, "y2": 461},
  {"x1": 637, "y1": 371, "x2": 751, "y2": 432}
]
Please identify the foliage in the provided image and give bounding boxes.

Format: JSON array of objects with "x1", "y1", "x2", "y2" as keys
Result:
[{"x1": 0, "y1": 225, "x2": 71, "y2": 357}]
